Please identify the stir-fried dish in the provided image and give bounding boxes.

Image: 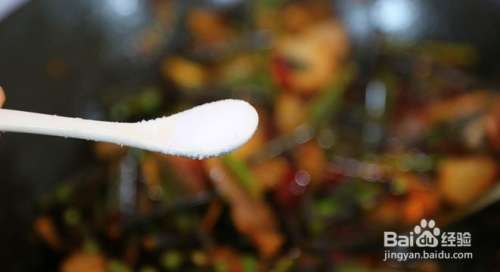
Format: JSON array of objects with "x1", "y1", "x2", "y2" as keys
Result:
[{"x1": 33, "y1": 1, "x2": 499, "y2": 271}]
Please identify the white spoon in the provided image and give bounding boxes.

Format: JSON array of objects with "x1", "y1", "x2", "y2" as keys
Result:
[{"x1": 0, "y1": 99, "x2": 258, "y2": 159}]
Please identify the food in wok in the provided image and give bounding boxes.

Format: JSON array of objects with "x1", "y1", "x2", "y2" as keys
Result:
[{"x1": 32, "y1": 1, "x2": 499, "y2": 271}]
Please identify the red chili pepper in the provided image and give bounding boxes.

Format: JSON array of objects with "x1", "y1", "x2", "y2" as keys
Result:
[{"x1": 271, "y1": 56, "x2": 292, "y2": 89}]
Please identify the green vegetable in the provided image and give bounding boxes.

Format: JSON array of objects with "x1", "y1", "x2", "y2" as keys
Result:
[
  {"x1": 108, "y1": 260, "x2": 132, "y2": 272},
  {"x1": 314, "y1": 197, "x2": 339, "y2": 217},
  {"x1": 241, "y1": 255, "x2": 258, "y2": 272},
  {"x1": 308, "y1": 67, "x2": 353, "y2": 128},
  {"x1": 109, "y1": 87, "x2": 163, "y2": 121},
  {"x1": 161, "y1": 250, "x2": 183, "y2": 270},
  {"x1": 63, "y1": 208, "x2": 81, "y2": 226},
  {"x1": 55, "y1": 183, "x2": 72, "y2": 203},
  {"x1": 271, "y1": 257, "x2": 294, "y2": 272},
  {"x1": 222, "y1": 154, "x2": 260, "y2": 197},
  {"x1": 215, "y1": 261, "x2": 228, "y2": 272}
]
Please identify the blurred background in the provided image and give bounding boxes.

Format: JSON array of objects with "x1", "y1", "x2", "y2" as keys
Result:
[{"x1": 0, "y1": 0, "x2": 499, "y2": 271}]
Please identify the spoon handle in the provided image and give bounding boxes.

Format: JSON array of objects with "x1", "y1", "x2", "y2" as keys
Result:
[{"x1": 0, "y1": 108, "x2": 134, "y2": 143}]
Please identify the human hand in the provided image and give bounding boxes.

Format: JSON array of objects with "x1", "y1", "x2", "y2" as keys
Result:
[{"x1": 0, "y1": 86, "x2": 5, "y2": 107}]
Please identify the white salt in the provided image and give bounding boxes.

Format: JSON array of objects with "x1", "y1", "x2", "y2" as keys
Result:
[{"x1": 137, "y1": 99, "x2": 259, "y2": 159}]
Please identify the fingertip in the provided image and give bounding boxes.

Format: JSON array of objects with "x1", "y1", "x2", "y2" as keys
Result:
[{"x1": 0, "y1": 86, "x2": 5, "y2": 107}]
